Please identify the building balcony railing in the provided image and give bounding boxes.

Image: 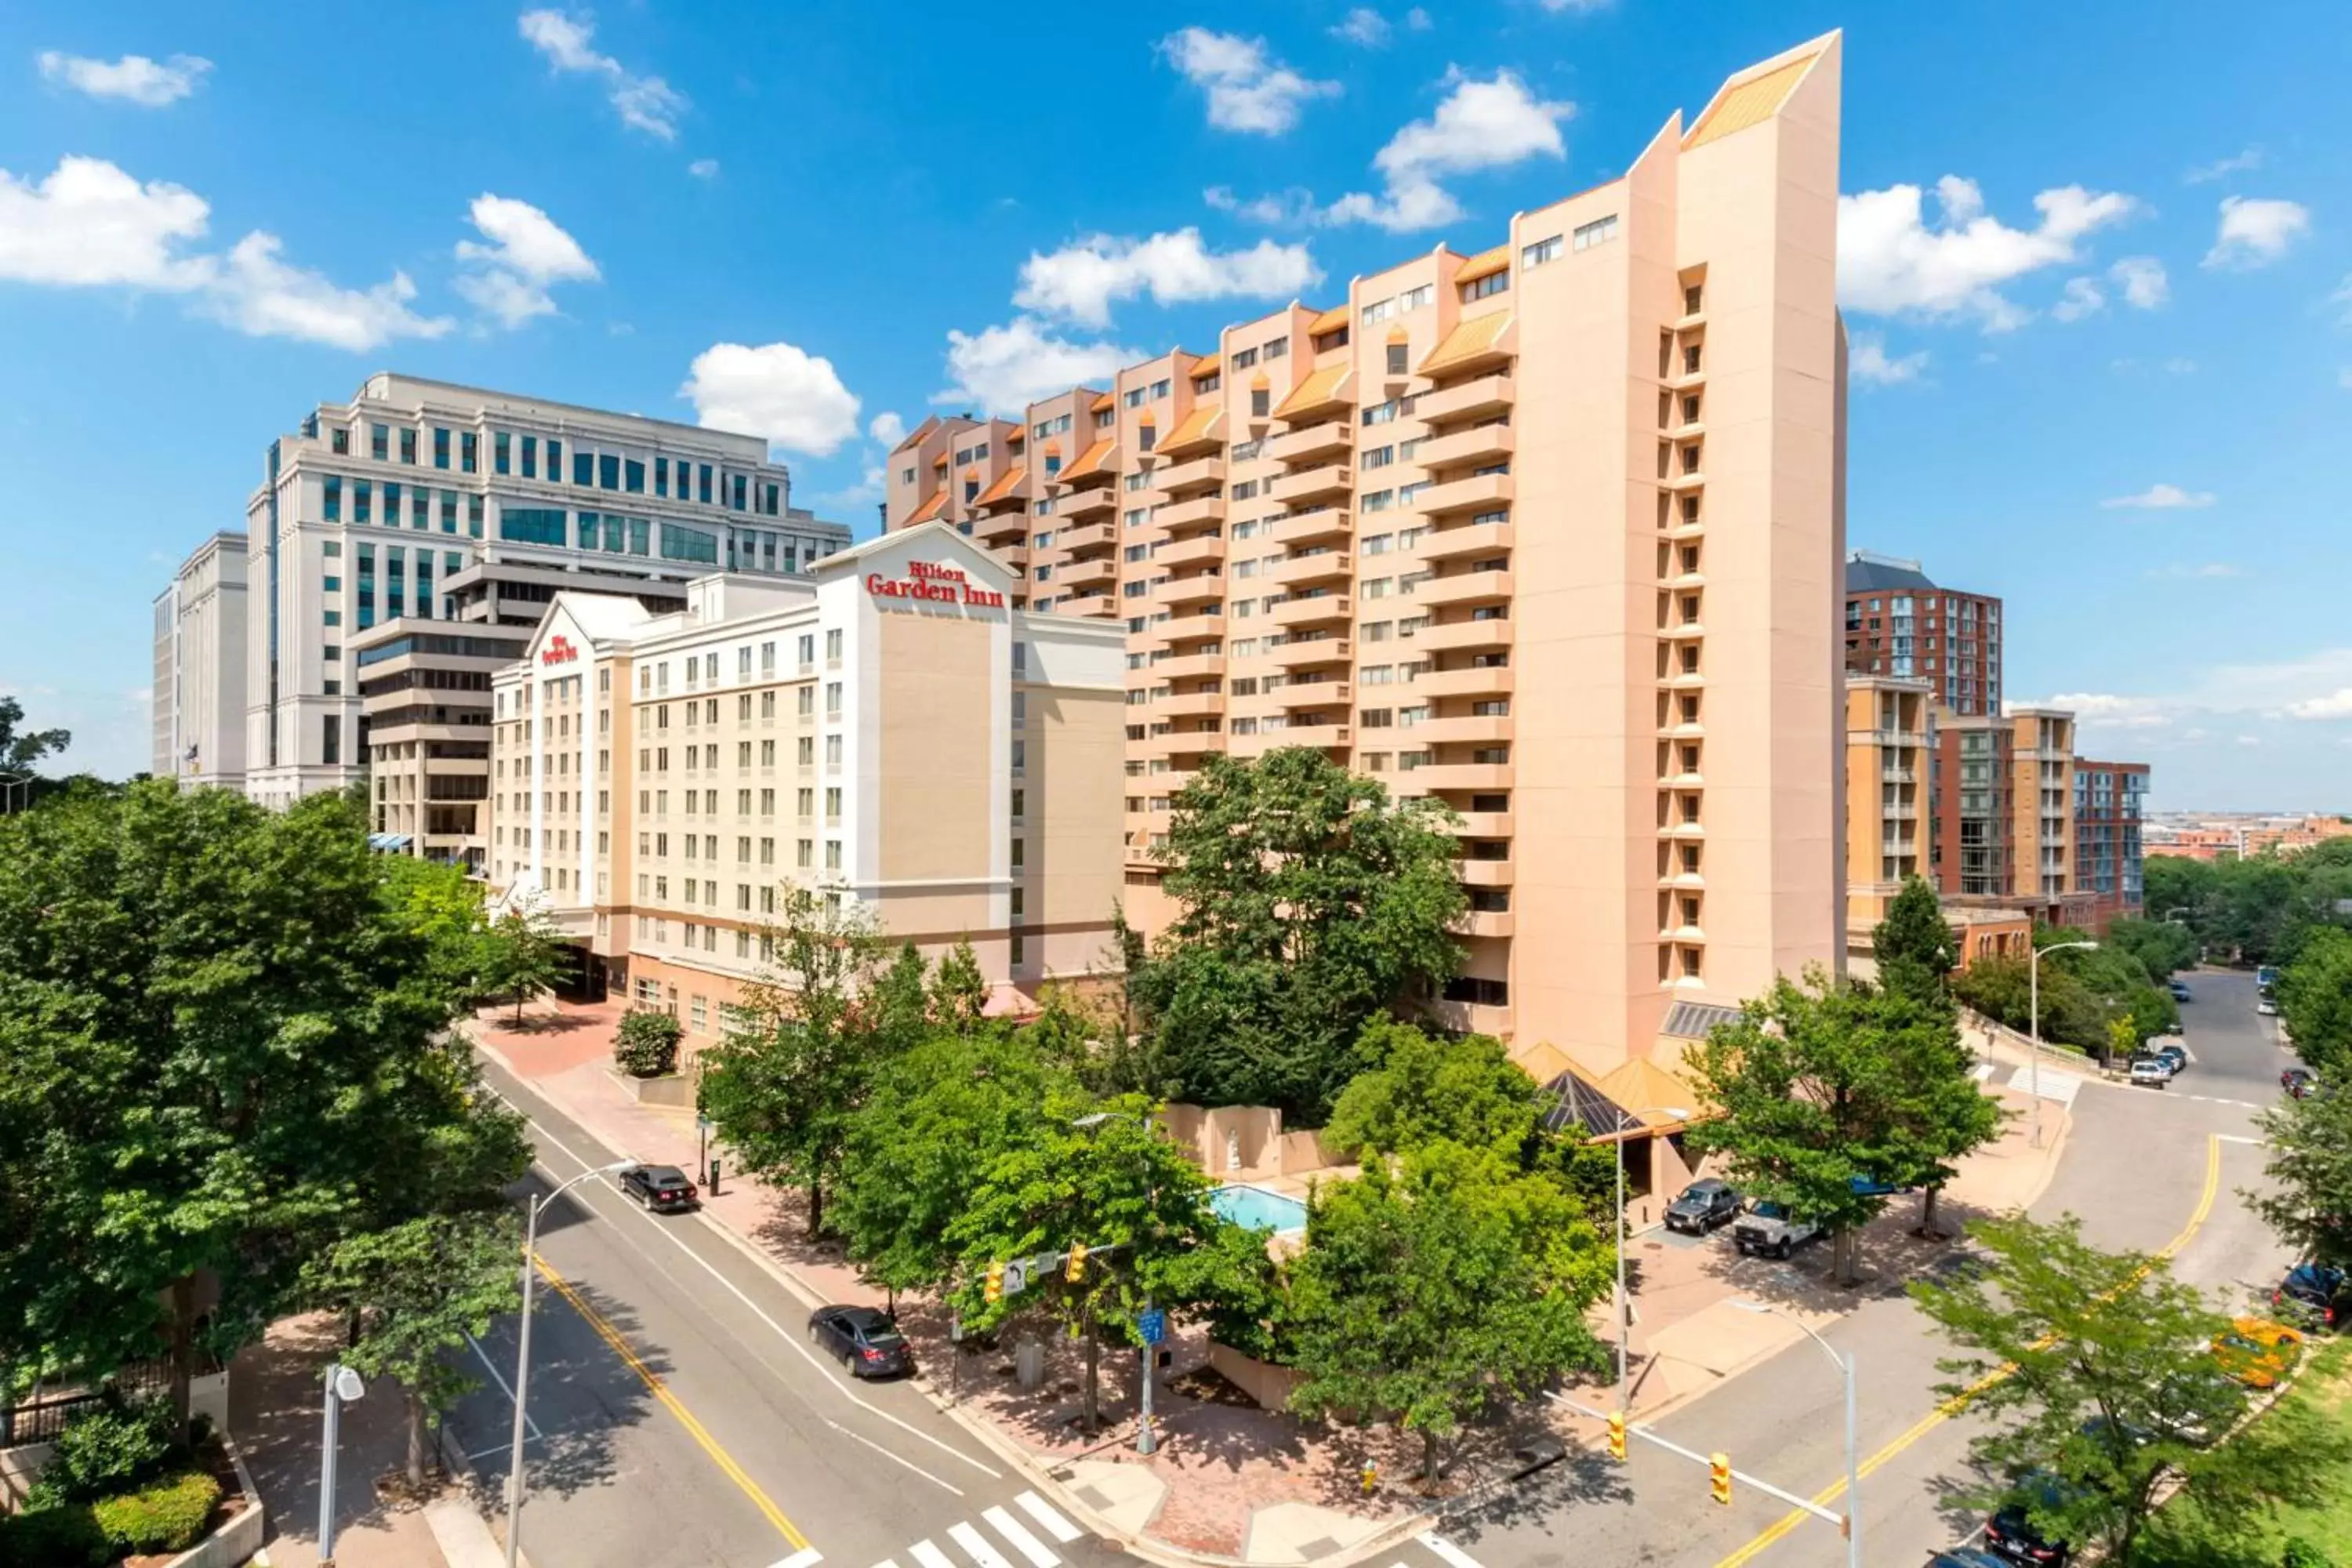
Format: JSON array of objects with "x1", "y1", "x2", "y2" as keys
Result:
[
  {"x1": 1267, "y1": 634, "x2": 1351, "y2": 670},
  {"x1": 1157, "y1": 689, "x2": 1226, "y2": 719},
  {"x1": 1268, "y1": 592, "x2": 1350, "y2": 630},
  {"x1": 1272, "y1": 680, "x2": 1350, "y2": 711},
  {"x1": 1415, "y1": 568, "x2": 1514, "y2": 609},
  {"x1": 1274, "y1": 507, "x2": 1352, "y2": 547},
  {"x1": 1453, "y1": 810, "x2": 1514, "y2": 838},
  {"x1": 1056, "y1": 521, "x2": 1117, "y2": 553},
  {"x1": 1154, "y1": 453, "x2": 1225, "y2": 496},
  {"x1": 1276, "y1": 461, "x2": 1353, "y2": 504},
  {"x1": 1417, "y1": 520, "x2": 1513, "y2": 561},
  {"x1": 1268, "y1": 420, "x2": 1353, "y2": 466},
  {"x1": 1399, "y1": 761, "x2": 1514, "y2": 792},
  {"x1": 1400, "y1": 714, "x2": 1512, "y2": 747},
  {"x1": 1264, "y1": 550, "x2": 1352, "y2": 589},
  {"x1": 1450, "y1": 909, "x2": 1515, "y2": 939},
  {"x1": 1416, "y1": 373, "x2": 1515, "y2": 423},
  {"x1": 1054, "y1": 557, "x2": 1116, "y2": 591},
  {"x1": 1414, "y1": 421, "x2": 1515, "y2": 471},
  {"x1": 1152, "y1": 532, "x2": 1227, "y2": 570},
  {"x1": 1153, "y1": 574, "x2": 1226, "y2": 608},
  {"x1": 1410, "y1": 663, "x2": 1512, "y2": 700},
  {"x1": 1135, "y1": 651, "x2": 1225, "y2": 684},
  {"x1": 1156, "y1": 494, "x2": 1226, "y2": 529},
  {"x1": 1061, "y1": 487, "x2": 1116, "y2": 520},
  {"x1": 1414, "y1": 472, "x2": 1515, "y2": 518},
  {"x1": 1410, "y1": 617, "x2": 1512, "y2": 655},
  {"x1": 1456, "y1": 857, "x2": 1515, "y2": 888}
]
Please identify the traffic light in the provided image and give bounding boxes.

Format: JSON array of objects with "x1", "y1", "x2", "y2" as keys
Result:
[
  {"x1": 985, "y1": 1261, "x2": 1005, "y2": 1304},
  {"x1": 1066, "y1": 1243, "x2": 1088, "y2": 1283},
  {"x1": 1606, "y1": 1412, "x2": 1626, "y2": 1463},
  {"x1": 1710, "y1": 1452, "x2": 1732, "y2": 1507}
]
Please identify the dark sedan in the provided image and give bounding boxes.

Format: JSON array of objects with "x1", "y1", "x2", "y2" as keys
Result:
[
  {"x1": 810, "y1": 1305, "x2": 912, "y2": 1377},
  {"x1": 2276, "y1": 1262, "x2": 2347, "y2": 1330},
  {"x1": 2283, "y1": 1067, "x2": 2319, "y2": 1100},
  {"x1": 618, "y1": 1163, "x2": 699, "y2": 1213},
  {"x1": 1663, "y1": 1178, "x2": 1742, "y2": 1235}
]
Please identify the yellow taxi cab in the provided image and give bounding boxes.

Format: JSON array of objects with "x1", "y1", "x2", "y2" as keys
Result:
[{"x1": 2212, "y1": 1317, "x2": 2305, "y2": 1388}]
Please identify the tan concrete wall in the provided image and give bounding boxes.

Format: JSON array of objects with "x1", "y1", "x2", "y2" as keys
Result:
[
  {"x1": 1028, "y1": 682, "x2": 1126, "y2": 956},
  {"x1": 877, "y1": 612, "x2": 993, "y2": 884}
]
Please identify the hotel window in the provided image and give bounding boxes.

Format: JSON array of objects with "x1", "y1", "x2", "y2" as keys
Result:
[
  {"x1": 1572, "y1": 213, "x2": 1619, "y2": 251},
  {"x1": 1011, "y1": 789, "x2": 1025, "y2": 820},
  {"x1": 1400, "y1": 285, "x2": 1432, "y2": 311},
  {"x1": 1522, "y1": 234, "x2": 1563, "y2": 267},
  {"x1": 323, "y1": 477, "x2": 343, "y2": 521},
  {"x1": 824, "y1": 735, "x2": 843, "y2": 768},
  {"x1": 1387, "y1": 342, "x2": 1409, "y2": 376},
  {"x1": 797, "y1": 839, "x2": 814, "y2": 868},
  {"x1": 1461, "y1": 270, "x2": 1509, "y2": 302},
  {"x1": 1010, "y1": 838, "x2": 1025, "y2": 869},
  {"x1": 460, "y1": 433, "x2": 477, "y2": 473},
  {"x1": 825, "y1": 682, "x2": 842, "y2": 715},
  {"x1": 1360, "y1": 297, "x2": 1393, "y2": 324},
  {"x1": 625, "y1": 459, "x2": 644, "y2": 493},
  {"x1": 521, "y1": 434, "x2": 539, "y2": 478},
  {"x1": 440, "y1": 490, "x2": 459, "y2": 532},
  {"x1": 797, "y1": 685, "x2": 814, "y2": 717},
  {"x1": 1230, "y1": 347, "x2": 1258, "y2": 370},
  {"x1": 824, "y1": 786, "x2": 841, "y2": 819},
  {"x1": 826, "y1": 629, "x2": 844, "y2": 660},
  {"x1": 1361, "y1": 446, "x2": 1393, "y2": 471},
  {"x1": 599, "y1": 454, "x2": 621, "y2": 490},
  {"x1": 796, "y1": 736, "x2": 813, "y2": 765},
  {"x1": 572, "y1": 451, "x2": 593, "y2": 487},
  {"x1": 331, "y1": 426, "x2": 350, "y2": 455},
  {"x1": 1250, "y1": 387, "x2": 1270, "y2": 419},
  {"x1": 433, "y1": 428, "x2": 450, "y2": 469},
  {"x1": 370, "y1": 423, "x2": 390, "y2": 461}
]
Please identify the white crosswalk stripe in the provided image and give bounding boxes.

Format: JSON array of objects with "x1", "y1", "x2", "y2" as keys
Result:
[
  {"x1": 949, "y1": 1523, "x2": 1015, "y2": 1568},
  {"x1": 981, "y1": 1506, "x2": 1060, "y2": 1568},
  {"x1": 908, "y1": 1540, "x2": 957, "y2": 1568},
  {"x1": 1420, "y1": 1534, "x2": 1487, "y2": 1568},
  {"x1": 1014, "y1": 1493, "x2": 1083, "y2": 1544}
]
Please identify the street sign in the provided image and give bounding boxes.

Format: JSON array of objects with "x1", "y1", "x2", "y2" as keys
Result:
[
  {"x1": 1138, "y1": 1308, "x2": 1167, "y2": 1345},
  {"x1": 1001, "y1": 1259, "x2": 1029, "y2": 1297}
]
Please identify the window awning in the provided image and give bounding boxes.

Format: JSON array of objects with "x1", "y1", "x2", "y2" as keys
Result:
[
  {"x1": 975, "y1": 465, "x2": 1028, "y2": 507},
  {"x1": 1054, "y1": 437, "x2": 1117, "y2": 483},
  {"x1": 1159, "y1": 404, "x2": 1225, "y2": 456},
  {"x1": 906, "y1": 489, "x2": 949, "y2": 524},
  {"x1": 1418, "y1": 312, "x2": 1516, "y2": 378},
  {"x1": 1273, "y1": 364, "x2": 1354, "y2": 421},
  {"x1": 1306, "y1": 304, "x2": 1348, "y2": 336}
]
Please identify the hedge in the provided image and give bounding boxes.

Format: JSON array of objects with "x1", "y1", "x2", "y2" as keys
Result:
[{"x1": 90, "y1": 1469, "x2": 222, "y2": 1555}]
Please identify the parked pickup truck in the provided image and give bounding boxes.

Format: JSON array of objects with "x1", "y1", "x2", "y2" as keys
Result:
[{"x1": 1733, "y1": 1201, "x2": 1824, "y2": 1260}]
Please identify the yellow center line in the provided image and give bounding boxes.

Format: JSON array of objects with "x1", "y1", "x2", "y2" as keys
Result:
[
  {"x1": 532, "y1": 1254, "x2": 813, "y2": 1552},
  {"x1": 1711, "y1": 1133, "x2": 2223, "y2": 1568}
]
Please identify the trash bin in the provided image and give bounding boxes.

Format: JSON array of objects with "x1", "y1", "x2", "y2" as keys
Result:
[{"x1": 1014, "y1": 1338, "x2": 1047, "y2": 1390}]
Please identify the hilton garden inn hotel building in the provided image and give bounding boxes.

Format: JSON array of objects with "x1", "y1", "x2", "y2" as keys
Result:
[{"x1": 486, "y1": 524, "x2": 1127, "y2": 1039}]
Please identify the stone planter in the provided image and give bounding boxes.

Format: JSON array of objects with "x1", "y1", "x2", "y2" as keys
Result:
[{"x1": 606, "y1": 1068, "x2": 691, "y2": 1107}]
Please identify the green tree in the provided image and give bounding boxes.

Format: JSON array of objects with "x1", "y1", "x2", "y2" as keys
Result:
[
  {"x1": 0, "y1": 693, "x2": 71, "y2": 776},
  {"x1": 2251, "y1": 1083, "x2": 2352, "y2": 1271},
  {"x1": 929, "y1": 938, "x2": 991, "y2": 1034},
  {"x1": 379, "y1": 855, "x2": 496, "y2": 1005},
  {"x1": 873, "y1": 942, "x2": 935, "y2": 1054},
  {"x1": 1284, "y1": 1139, "x2": 1610, "y2": 1484},
  {"x1": 301, "y1": 1210, "x2": 524, "y2": 1488},
  {"x1": 2103, "y1": 916, "x2": 2200, "y2": 982},
  {"x1": 697, "y1": 887, "x2": 896, "y2": 1236},
  {"x1": 836, "y1": 1033, "x2": 1074, "y2": 1303},
  {"x1": 1324, "y1": 1021, "x2": 1539, "y2": 1164},
  {"x1": 2280, "y1": 927, "x2": 2352, "y2": 1076},
  {"x1": 1132, "y1": 750, "x2": 1466, "y2": 1120},
  {"x1": 0, "y1": 783, "x2": 476, "y2": 1420},
  {"x1": 1686, "y1": 968, "x2": 1937, "y2": 1284},
  {"x1": 613, "y1": 1008, "x2": 684, "y2": 1077},
  {"x1": 945, "y1": 1094, "x2": 1228, "y2": 1431},
  {"x1": 1871, "y1": 875, "x2": 1958, "y2": 1000},
  {"x1": 481, "y1": 904, "x2": 571, "y2": 1022},
  {"x1": 1912, "y1": 1213, "x2": 2341, "y2": 1566},
  {"x1": 1882, "y1": 977, "x2": 2004, "y2": 1236}
]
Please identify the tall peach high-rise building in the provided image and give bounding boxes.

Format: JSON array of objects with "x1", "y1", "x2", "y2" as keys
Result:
[{"x1": 887, "y1": 37, "x2": 1847, "y2": 1070}]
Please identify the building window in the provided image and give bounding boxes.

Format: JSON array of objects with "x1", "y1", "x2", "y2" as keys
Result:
[
  {"x1": 1523, "y1": 234, "x2": 1563, "y2": 267},
  {"x1": 1461, "y1": 270, "x2": 1509, "y2": 302},
  {"x1": 323, "y1": 477, "x2": 343, "y2": 521},
  {"x1": 321, "y1": 715, "x2": 341, "y2": 765},
  {"x1": 1572, "y1": 213, "x2": 1620, "y2": 251},
  {"x1": 432, "y1": 427, "x2": 451, "y2": 469},
  {"x1": 1386, "y1": 343, "x2": 1409, "y2": 376}
]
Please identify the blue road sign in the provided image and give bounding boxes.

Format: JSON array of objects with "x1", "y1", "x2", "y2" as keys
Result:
[{"x1": 1138, "y1": 1308, "x2": 1167, "y2": 1345}]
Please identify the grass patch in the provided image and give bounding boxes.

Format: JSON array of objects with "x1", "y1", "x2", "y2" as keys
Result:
[{"x1": 2148, "y1": 1338, "x2": 2352, "y2": 1566}]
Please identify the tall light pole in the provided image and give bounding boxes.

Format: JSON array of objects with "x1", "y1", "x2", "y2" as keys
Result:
[
  {"x1": 507, "y1": 1159, "x2": 632, "y2": 1568},
  {"x1": 1730, "y1": 1301, "x2": 1859, "y2": 1568},
  {"x1": 2030, "y1": 940, "x2": 2098, "y2": 1148},
  {"x1": 1072, "y1": 1110, "x2": 1160, "y2": 1457},
  {"x1": 318, "y1": 1363, "x2": 366, "y2": 1568},
  {"x1": 1615, "y1": 1105, "x2": 1690, "y2": 1413}
]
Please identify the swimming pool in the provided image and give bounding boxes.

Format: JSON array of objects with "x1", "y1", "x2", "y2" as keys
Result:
[{"x1": 1209, "y1": 1183, "x2": 1309, "y2": 1234}]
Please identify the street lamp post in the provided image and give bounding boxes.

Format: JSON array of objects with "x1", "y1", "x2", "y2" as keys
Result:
[
  {"x1": 506, "y1": 1159, "x2": 633, "y2": 1568},
  {"x1": 1614, "y1": 1106, "x2": 1690, "y2": 1414},
  {"x1": 1731, "y1": 1301, "x2": 1860, "y2": 1568},
  {"x1": 1072, "y1": 1111, "x2": 1159, "y2": 1457},
  {"x1": 317, "y1": 1363, "x2": 366, "y2": 1568},
  {"x1": 2029, "y1": 940, "x2": 2098, "y2": 1148}
]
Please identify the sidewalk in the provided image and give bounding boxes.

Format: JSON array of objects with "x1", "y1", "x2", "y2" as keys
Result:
[
  {"x1": 230, "y1": 1313, "x2": 513, "y2": 1568},
  {"x1": 464, "y1": 998, "x2": 2072, "y2": 1564}
]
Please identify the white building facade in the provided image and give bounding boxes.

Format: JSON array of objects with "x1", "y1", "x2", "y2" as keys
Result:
[{"x1": 151, "y1": 531, "x2": 249, "y2": 789}]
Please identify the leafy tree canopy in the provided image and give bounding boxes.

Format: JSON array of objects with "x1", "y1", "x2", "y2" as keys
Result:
[
  {"x1": 2252, "y1": 1075, "x2": 2352, "y2": 1269},
  {"x1": 2103, "y1": 916, "x2": 2200, "y2": 982},
  {"x1": 1872, "y1": 874, "x2": 1958, "y2": 1000},
  {"x1": 2280, "y1": 927, "x2": 2352, "y2": 1077},
  {"x1": 0, "y1": 693, "x2": 71, "y2": 775},
  {"x1": 1324, "y1": 1020, "x2": 1539, "y2": 1164}
]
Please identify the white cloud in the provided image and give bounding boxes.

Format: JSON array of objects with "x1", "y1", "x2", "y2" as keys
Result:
[
  {"x1": 2288, "y1": 689, "x2": 2352, "y2": 721},
  {"x1": 1159, "y1": 28, "x2": 1338, "y2": 135},
  {"x1": 1837, "y1": 176, "x2": 2140, "y2": 330},
  {"x1": 2039, "y1": 692, "x2": 2176, "y2": 730},
  {"x1": 2165, "y1": 357, "x2": 2196, "y2": 374},
  {"x1": 1406, "y1": 7, "x2": 1433, "y2": 27},
  {"x1": 518, "y1": 9, "x2": 687, "y2": 140},
  {"x1": 1330, "y1": 7, "x2": 1392, "y2": 46},
  {"x1": 1015, "y1": 227, "x2": 1321, "y2": 329},
  {"x1": 2203, "y1": 195, "x2": 2310, "y2": 270},
  {"x1": 2185, "y1": 147, "x2": 2263, "y2": 185},
  {"x1": 452, "y1": 194, "x2": 599, "y2": 327},
  {"x1": 1324, "y1": 70, "x2": 1573, "y2": 232},
  {"x1": 688, "y1": 158, "x2": 720, "y2": 180},
  {"x1": 868, "y1": 411, "x2": 907, "y2": 448},
  {"x1": 2111, "y1": 256, "x2": 2168, "y2": 310},
  {"x1": 823, "y1": 464, "x2": 888, "y2": 510},
  {"x1": 1848, "y1": 335, "x2": 1928, "y2": 385},
  {"x1": 681, "y1": 341, "x2": 862, "y2": 457},
  {"x1": 2100, "y1": 483, "x2": 2216, "y2": 510},
  {"x1": 937, "y1": 318, "x2": 1138, "y2": 417},
  {"x1": 37, "y1": 51, "x2": 211, "y2": 107},
  {"x1": 2145, "y1": 562, "x2": 2245, "y2": 580},
  {"x1": 2051, "y1": 277, "x2": 2105, "y2": 322},
  {"x1": 1203, "y1": 185, "x2": 1321, "y2": 226},
  {"x1": 0, "y1": 154, "x2": 448, "y2": 349}
]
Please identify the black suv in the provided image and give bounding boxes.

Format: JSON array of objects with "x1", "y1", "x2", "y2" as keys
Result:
[
  {"x1": 619, "y1": 1163, "x2": 699, "y2": 1214},
  {"x1": 1663, "y1": 1178, "x2": 1742, "y2": 1235}
]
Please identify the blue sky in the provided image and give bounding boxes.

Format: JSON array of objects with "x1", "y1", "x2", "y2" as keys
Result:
[{"x1": 2, "y1": 1, "x2": 2348, "y2": 807}]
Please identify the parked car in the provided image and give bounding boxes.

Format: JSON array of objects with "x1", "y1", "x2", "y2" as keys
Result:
[
  {"x1": 808, "y1": 1305, "x2": 912, "y2": 1377},
  {"x1": 2127, "y1": 1056, "x2": 2173, "y2": 1088},
  {"x1": 2274, "y1": 1263, "x2": 2347, "y2": 1329},
  {"x1": 618, "y1": 1163, "x2": 699, "y2": 1213},
  {"x1": 1733, "y1": 1200, "x2": 1822, "y2": 1260},
  {"x1": 2283, "y1": 1067, "x2": 2319, "y2": 1099},
  {"x1": 2211, "y1": 1316, "x2": 2304, "y2": 1388},
  {"x1": 1984, "y1": 1472, "x2": 2078, "y2": 1566},
  {"x1": 2169, "y1": 979, "x2": 2193, "y2": 1002},
  {"x1": 2258, "y1": 965, "x2": 2281, "y2": 989},
  {"x1": 2146, "y1": 1367, "x2": 2247, "y2": 1446},
  {"x1": 2258, "y1": 996, "x2": 2280, "y2": 1017},
  {"x1": 2151, "y1": 1043, "x2": 2188, "y2": 1075},
  {"x1": 1932, "y1": 1552, "x2": 2015, "y2": 1568},
  {"x1": 1663, "y1": 1178, "x2": 1742, "y2": 1235}
]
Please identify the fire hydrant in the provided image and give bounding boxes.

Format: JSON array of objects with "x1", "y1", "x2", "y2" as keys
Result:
[{"x1": 1360, "y1": 1460, "x2": 1377, "y2": 1497}]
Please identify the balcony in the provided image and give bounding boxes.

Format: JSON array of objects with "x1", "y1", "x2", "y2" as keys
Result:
[
  {"x1": 1452, "y1": 811, "x2": 1514, "y2": 838},
  {"x1": 1152, "y1": 532, "x2": 1226, "y2": 570},
  {"x1": 1054, "y1": 556, "x2": 1116, "y2": 591},
  {"x1": 1059, "y1": 589, "x2": 1120, "y2": 619},
  {"x1": 1400, "y1": 713, "x2": 1511, "y2": 747},
  {"x1": 1269, "y1": 634, "x2": 1352, "y2": 670},
  {"x1": 1272, "y1": 680, "x2": 1349, "y2": 710},
  {"x1": 1258, "y1": 721, "x2": 1351, "y2": 751},
  {"x1": 1153, "y1": 573, "x2": 1226, "y2": 608},
  {"x1": 1275, "y1": 508, "x2": 1352, "y2": 547},
  {"x1": 1400, "y1": 761, "x2": 1514, "y2": 792},
  {"x1": 1881, "y1": 765, "x2": 1916, "y2": 783},
  {"x1": 1269, "y1": 420, "x2": 1352, "y2": 466},
  {"x1": 1451, "y1": 909, "x2": 1515, "y2": 940},
  {"x1": 1417, "y1": 520, "x2": 1513, "y2": 561},
  {"x1": 1664, "y1": 466, "x2": 1707, "y2": 494},
  {"x1": 1057, "y1": 521, "x2": 1116, "y2": 554},
  {"x1": 1277, "y1": 461, "x2": 1352, "y2": 504},
  {"x1": 1413, "y1": 422, "x2": 1515, "y2": 470},
  {"x1": 1416, "y1": 373, "x2": 1515, "y2": 423},
  {"x1": 1411, "y1": 617, "x2": 1512, "y2": 655},
  {"x1": 1414, "y1": 472, "x2": 1514, "y2": 518},
  {"x1": 982, "y1": 543, "x2": 1029, "y2": 576},
  {"x1": 1457, "y1": 858, "x2": 1515, "y2": 889},
  {"x1": 1269, "y1": 592, "x2": 1351, "y2": 630},
  {"x1": 1156, "y1": 453, "x2": 1225, "y2": 496},
  {"x1": 974, "y1": 512, "x2": 1029, "y2": 546},
  {"x1": 1156, "y1": 494, "x2": 1226, "y2": 529},
  {"x1": 1139, "y1": 651, "x2": 1225, "y2": 684},
  {"x1": 1415, "y1": 568, "x2": 1513, "y2": 609},
  {"x1": 1159, "y1": 689, "x2": 1226, "y2": 720},
  {"x1": 1062, "y1": 486, "x2": 1117, "y2": 520},
  {"x1": 1427, "y1": 996, "x2": 1515, "y2": 1036},
  {"x1": 1265, "y1": 550, "x2": 1352, "y2": 589},
  {"x1": 1403, "y1": 666, "x2": 1512, "y2": 707}
]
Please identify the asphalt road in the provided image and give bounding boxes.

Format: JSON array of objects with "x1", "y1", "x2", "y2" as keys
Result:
[
  {"x1": 1438, "y1": 966, "x2": 2299, "y2": 1568},
  {"x1": 447, "y1": 1056, "x2": 1134, "y2": 1568}
]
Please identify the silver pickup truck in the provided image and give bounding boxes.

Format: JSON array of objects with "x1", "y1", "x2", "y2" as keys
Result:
[{"x1": 1732, "y1": 1200, "x2": 1823, "y2": 1260}]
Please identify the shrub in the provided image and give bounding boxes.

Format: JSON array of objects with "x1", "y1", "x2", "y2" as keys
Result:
[
  {"x1": 615, "y1": 1008, "x2": 683, "y2": 1077},
  {"x1": 32, "y1": 1391, "x2": 180, "y2": 1504},
  {"x1": 2283, "y1": 1540, "x2": 2332, "y2": 1568},
  {"x1": 91, "y1": 1469, "x2": 222, "y2": 1555},
  {"x1": 0, "y1": 1502, "x2": 108, "y2": 1568}
]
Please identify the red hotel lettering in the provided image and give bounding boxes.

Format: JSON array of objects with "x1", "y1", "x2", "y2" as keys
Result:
[
  {"x1": 541, "y1": 634, "x2": 580, "y2": 666},
  {"x1": 866, "y1": 562, "x2": 1006, "y2": 609}
]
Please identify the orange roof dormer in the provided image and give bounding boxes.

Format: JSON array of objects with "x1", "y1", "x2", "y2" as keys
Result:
[{"x1": 1138, "y1": 407, "x2": 1156, "y2": 426}]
